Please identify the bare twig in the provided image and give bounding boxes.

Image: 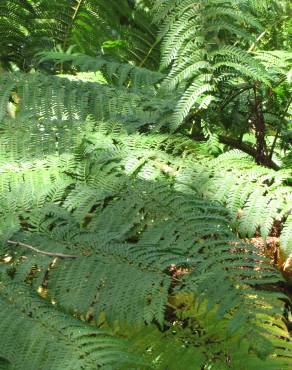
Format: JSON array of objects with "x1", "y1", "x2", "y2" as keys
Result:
[
  {"x1": 248, "y1": 30, "x2": 267, "y2": 52},
  {"x1": 220, "y1": 83, "x2": 253, "y2": 111},
  {"x1": 7, "y1": 240, "x2": 78, "y2": 259},
  {"x1": 139, "y1": 39, "x2": 160, "y2": 68},
  {"x1": 269, "y1": 129, "x2": 279, "y2": 161}
]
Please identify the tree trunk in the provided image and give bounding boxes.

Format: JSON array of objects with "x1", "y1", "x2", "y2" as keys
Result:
[{"x1": 253, "y1": 84, "x2": 268, "y2": 166}]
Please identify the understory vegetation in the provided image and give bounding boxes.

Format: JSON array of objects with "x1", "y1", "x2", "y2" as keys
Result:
[{"x1": 0, "y1": 1, "x2": 291, "y2": 369}]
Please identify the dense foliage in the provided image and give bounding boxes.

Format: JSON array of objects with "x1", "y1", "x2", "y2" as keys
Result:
[{"x1": 0, "y1": 1, "x2": 291, "y2": 369}]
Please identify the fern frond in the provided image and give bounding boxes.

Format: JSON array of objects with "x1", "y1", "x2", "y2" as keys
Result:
[
  {"x1": 38, "y1": 49, "x2": 164, "y2": 89},
  {"x1": 0, "y1": 72, "x2": 168, "y2": 129},
  {"x1": 157, "y1": 0, "x2": 274, "y2": 128},
  {"x1": 0, "y1": 282, "x2": 144, "y2": 370},
  {"x1": 281, "y1": 215, "x2": 292, "y2": 259},
  {"x1": 1, "y1": 124, "x2": 291, "y2": 367}
]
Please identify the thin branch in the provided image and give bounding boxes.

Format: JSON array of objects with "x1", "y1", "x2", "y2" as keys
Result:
[
  {"x1": 248, "y1": 30, "x2": 267, "y2": 52},
  {"x1": 7, "y1": 240, "x2": 78, "y2": 259},
  {"x1": 269, "y1": 129, "x2": 279, "y2": 161},
  {"x1": 268, "y1": 96, "x2": 292, "y2": 161},
  {"x1": 248, "y1": 16, "x2": 289, "y2": 53},
  {"x1": 139, "y1": 39, "x2": 160, "y2": 68},
  {"x1": 218, "y1": 135, "x2": 279, "y2": 170},
  {"x1": 62, "y1": 0, "x2": 83, "y2": 50},
  {"x1": 220, "y1": 84, "x2": 253, "y2": 111}
]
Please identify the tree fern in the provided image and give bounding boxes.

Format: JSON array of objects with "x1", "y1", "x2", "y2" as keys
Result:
[
  {"x1": 0, "y1": 118, "x2": 291, "y2": 368},
  {"x1": 0, "y1": 0, "x2": 160, "y2": 70},
  {"x1": 155, "y1": 0, "x2": 280, "y2": 129},
  {"x1": 0, "y1": 1, "x2": 291, "y2": 368}
]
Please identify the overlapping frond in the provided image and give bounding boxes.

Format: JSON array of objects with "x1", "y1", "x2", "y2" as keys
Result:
[
  {"x1": 155, "y1": 0, "x2": 278, "y2": 129},
  {"x1": 37, "y1": 49, "x2": 164, "y2": 89},
  {"x1": 0, "y1": 281, "x2": 144, "y2": 370},
  {"x1": 0, "y1": 1, "x2": 291, "y2": 369},
  {"x1": 0, "y1": 116, "x2": 291, "y2": 368},
  {"x1": 0, "y1": 0, "x2": 160, "y2": 70},
  {"x1": 0, "y1": 72, "x2": 171, "y2": 130}
]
